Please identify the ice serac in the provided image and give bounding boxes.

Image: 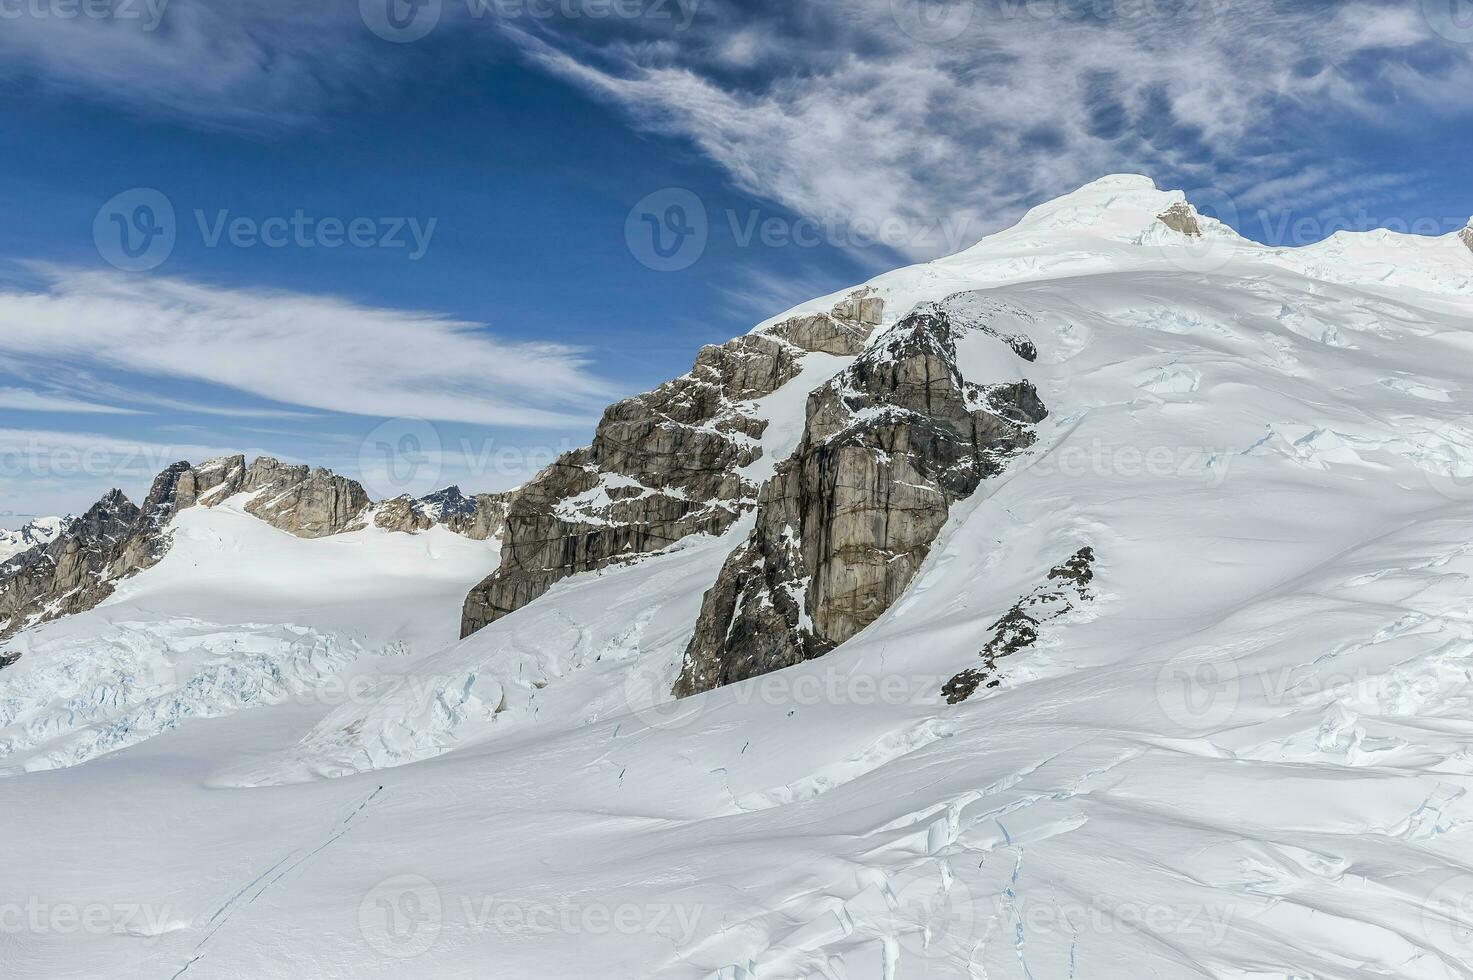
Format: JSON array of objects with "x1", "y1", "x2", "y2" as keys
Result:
[
  {"x1": 459, "y1": 290, "x2": 884, "y2": 637},
  {"x1": 675, "y1": 302, "x2": 1047, "y2": 696},
  {"x1": 373, "y1": 485, "x2": 511, "y2": 541}
]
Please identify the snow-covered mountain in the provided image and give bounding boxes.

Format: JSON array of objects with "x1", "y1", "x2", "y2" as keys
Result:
[
  {"x1": 0, "y1": 515, "x2": 69, "y2": 564},
  {"x1": 6, "y1": 174, "x2": 1473, "y2": 979}
]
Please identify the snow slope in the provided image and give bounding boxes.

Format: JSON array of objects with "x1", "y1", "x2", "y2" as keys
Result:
[{"x1": 5, "y1": 175, "x2": 1473, "y2": 979}]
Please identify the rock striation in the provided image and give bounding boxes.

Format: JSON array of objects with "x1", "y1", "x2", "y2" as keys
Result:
[
  {"x1": 459, "y1": 290, "x2": 885, "y2": 637},
  {"x1": 675, "y1": 304, "x2": 1047, "y2": 696}
]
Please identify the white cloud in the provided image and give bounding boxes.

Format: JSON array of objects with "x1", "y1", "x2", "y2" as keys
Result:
[
  {"x1": 0, "y1": 387, "x2": 140, "y2": 414},
  {"x1": 500, "y1": 0, "x2": 1473, "y2": 257},
  {"x1": 1, "y1": 0, "x2": 1466, "y2": 260},
  {"x1": 0, "y1": 267, "x2": 620, "y2": 428}
]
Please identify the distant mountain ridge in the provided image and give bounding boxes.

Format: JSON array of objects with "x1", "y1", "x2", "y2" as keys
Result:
[
  {"x1": 0, "y1": 516, "x2": 70, "y2": 565},
  {"x1": 0, "y1": 455, "x2": 508, "y2": 640}
]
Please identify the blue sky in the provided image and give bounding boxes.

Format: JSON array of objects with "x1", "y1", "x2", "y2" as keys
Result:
[{"x1": 1, "y1": 0, "x2": 1471, "y2": 523}]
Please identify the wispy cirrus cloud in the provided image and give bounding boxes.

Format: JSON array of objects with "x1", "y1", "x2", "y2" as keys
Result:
[
  {"x1": 0, "y1": 387, "x2": 141, "y2": 414},
  {"x1": 0, "y1": 266, "x2": 619, "y2": 428},
  {"x1": 500, "y1": 0, "x2": 1473, "y2": 256},
  {"x1": 1, "y1": 0, "x2": 1468, "y2": 257}
]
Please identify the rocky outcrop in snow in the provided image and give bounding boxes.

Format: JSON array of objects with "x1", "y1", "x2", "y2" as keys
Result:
[
  {"x1": 1157, "y1": 202, "x2": 1202, "y2": 236},
  {"x1": 942, "y1": 546, "x2": 1095, "y2": 704},
  {"x1": 459, "y1": 290, "x2": 884, "y2": 637},
  {"x1": 675, "y1": 304, "x2": 1047, "y2": 696}
]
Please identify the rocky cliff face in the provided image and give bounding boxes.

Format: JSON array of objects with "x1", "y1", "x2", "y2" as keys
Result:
[
  {"x1": 154, "y1": 454, "x2": 373, "y2": 538},
  {"x1": 675, "y1": 303, "x2": 1047, "y2": 696},
  {"x1": 460, "y1": 290, "x2": 884, "y2": 637},
  {"x1": 0, "y1": 469, "x2": 177, "y2": 638}
]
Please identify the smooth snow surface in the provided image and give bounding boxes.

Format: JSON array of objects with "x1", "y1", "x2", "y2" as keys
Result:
[{"x1": 5, "y1": 176, "x2": 1473, "y2": 979}]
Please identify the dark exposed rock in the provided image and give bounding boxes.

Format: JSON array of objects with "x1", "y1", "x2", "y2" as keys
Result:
[
  {"x1": 460, "y1": 291, "x2": 886, "y2": 637},
  {"x1": 943, "y1": 547, "x2": 1096, "y2": 704},
  {"x1": 675, "y1": 306, "x2": 1047, "y2": 697},
  {"x1": 1461, "y1": 225, "x2": 1473, "y2": 255},
  {"x1": 1157, "y1": 202, "x2": 1202, "y2": 237},
  {"x1": 0, "y1": 651, "x2": 19, "y2": 670},
  {"x1": 0, "y1": 469, "x2": 176, "y2": 638}
]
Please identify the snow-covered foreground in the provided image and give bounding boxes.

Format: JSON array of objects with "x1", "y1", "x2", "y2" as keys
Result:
[{"x1": 5, "y1": 176, "x2": 1473, "y2": 978}]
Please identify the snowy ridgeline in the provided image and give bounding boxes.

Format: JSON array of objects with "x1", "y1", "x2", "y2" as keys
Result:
[
  {"x1": 4, "y1": 176, "x2": 1473, "y2": 978},
  {"x1": 0, "y1": 515, "x2": 69, "y2": 564}
]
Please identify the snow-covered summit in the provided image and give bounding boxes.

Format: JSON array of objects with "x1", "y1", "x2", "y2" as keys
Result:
[
  {"x1": 755, "y1": 174, "x2": 1473, "y2": 338},
  {"x1": 0, "y1": 516, "x2": 70, "y2": 564}
]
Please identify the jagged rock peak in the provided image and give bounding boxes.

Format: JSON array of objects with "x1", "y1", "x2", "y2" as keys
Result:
[
  {"x1": 460, "y1": 290, "x2": 889, "y2": 638},
  {"x1": 1459, "y1": 222, "x2": 1473, "y2": 254},
  {"x1": 675, "y1": 300, "x2": 1047, "y2": 697},
  {"x1": 373, "y1": 486, "x2": 512, "y2": 541}
]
